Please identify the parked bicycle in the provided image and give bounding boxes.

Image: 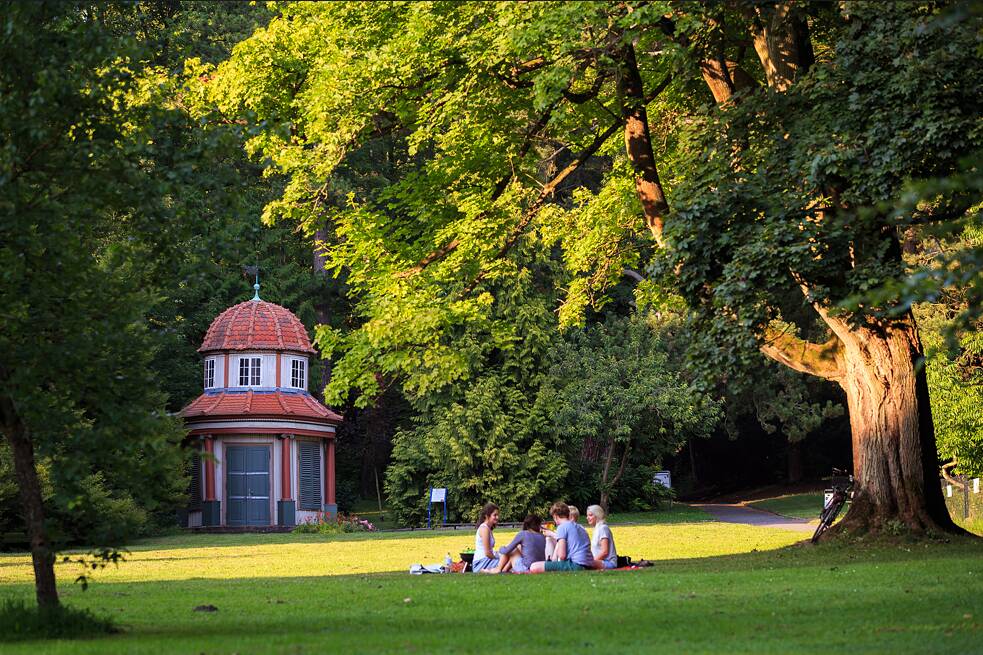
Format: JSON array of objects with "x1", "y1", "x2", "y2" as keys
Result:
[{"x1": 812, "y1": 469, "x2": 854, "y2": 543}]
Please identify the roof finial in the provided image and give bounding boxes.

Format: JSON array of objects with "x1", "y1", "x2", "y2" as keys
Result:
[{"x1": 252, "y1": 270, "x2": 261, "y2": 301}]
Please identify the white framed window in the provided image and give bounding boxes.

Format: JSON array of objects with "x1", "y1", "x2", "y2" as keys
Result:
[
  {"x1": 290, "y1": 359, "x2": 306, "y2": 389},
  {"x1": 238, "y1": 357, "x2": 261, "y2": 386},
  {"x1": 203, "y1": 359, "x2": 215, "y2": 389}
]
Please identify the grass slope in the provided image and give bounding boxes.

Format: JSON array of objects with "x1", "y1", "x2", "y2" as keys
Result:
[{"x1": 1, "y1": 507, "x2": 980, "y2": 654}]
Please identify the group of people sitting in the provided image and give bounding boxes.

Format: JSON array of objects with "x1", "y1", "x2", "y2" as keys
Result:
[{"x1": 470, "y1": 501, "x2": 617, "y2": 574}]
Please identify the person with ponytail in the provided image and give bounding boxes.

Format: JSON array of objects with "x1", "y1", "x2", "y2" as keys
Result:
[{"x1": 471, "y1": 503, "x2": 501, "y2": 573}]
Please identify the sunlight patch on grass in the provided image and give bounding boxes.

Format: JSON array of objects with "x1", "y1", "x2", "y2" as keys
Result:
[{"x1": 0, "y1": 522, "x2": 802, "y2": 585}]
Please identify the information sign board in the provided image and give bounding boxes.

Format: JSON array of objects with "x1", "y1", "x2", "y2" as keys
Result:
[{"x1": 652, "y1": 471, "x2": 672, "y2": 489}]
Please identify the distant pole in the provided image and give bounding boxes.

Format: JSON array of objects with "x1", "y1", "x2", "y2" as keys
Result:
[
  {"x1": 374, "y1": 467, "x2": 384, "y2": 514},
  {"x1": 964, "y1": 474, "x2": 971, "y2": 520}
]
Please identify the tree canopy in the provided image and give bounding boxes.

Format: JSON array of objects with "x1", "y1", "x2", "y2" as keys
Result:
[{"x1": 208, "y1": 0, "x2": 981, "y2": 535}]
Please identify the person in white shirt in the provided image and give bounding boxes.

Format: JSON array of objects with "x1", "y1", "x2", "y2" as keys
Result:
[{"x1": 586, "y1": 504, "x2": 618, "y2": 569}]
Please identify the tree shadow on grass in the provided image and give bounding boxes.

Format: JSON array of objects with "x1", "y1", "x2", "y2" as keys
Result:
[{"x1": 0, "y1": 540, "x2": 981, "y2": 654}]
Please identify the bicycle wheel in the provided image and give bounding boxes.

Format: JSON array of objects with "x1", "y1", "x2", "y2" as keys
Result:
[{"x1": 811, "y1": 499, "x2": 843, "y2": 543}]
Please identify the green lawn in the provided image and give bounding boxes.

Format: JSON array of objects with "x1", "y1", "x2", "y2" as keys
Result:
[
  {"x1": 749, "y1": 493, "x2": 826, "y2": 520},
  {"x1": 1, "y1": 506, "x2": 981, "y2": 654}
]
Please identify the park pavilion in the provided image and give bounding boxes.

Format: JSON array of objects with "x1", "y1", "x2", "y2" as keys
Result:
[{"x1": 179, "y1": 282, "x2": 342, "y2": 529}]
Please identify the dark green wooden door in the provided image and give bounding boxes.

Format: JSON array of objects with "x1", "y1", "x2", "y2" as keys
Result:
[{"x1": 226, "y1": 445, "x2": 270, "y2": 526}]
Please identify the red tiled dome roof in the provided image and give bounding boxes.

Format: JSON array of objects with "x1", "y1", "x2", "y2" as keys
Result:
[
  {"x1": 180, "y1": 390, "x2": 342, "y2": 423},
  {"x1": 199, "y1": 300, "x2": 316, "y2": 355}
]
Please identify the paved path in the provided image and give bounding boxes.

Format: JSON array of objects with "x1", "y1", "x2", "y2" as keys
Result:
[{"x1": 693, "y1": 503, "x2": 816, "y2": 533}]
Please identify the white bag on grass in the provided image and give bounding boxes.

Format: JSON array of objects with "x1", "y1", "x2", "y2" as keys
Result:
[{"x1": 409, "y1": 563, "x2": 445, "y2": 574}]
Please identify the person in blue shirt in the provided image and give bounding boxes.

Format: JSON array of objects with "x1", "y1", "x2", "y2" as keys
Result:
[{"x1": 529, "y1": 502, "x2": 593, "y2": 572}]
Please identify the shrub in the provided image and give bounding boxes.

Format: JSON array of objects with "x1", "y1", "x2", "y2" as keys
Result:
[
  {"x1": 384, "y1": 376, "x2": 569, "y2": 527},
  {"x1": 49, "y1": 473, "x2": 149, "y2": 545},
  {"x1": 0, "y1": 599, "x2": 117, "y2": 642},
  {"x1": 292, "y1": 512, "x2": 376, "y2": 535}
]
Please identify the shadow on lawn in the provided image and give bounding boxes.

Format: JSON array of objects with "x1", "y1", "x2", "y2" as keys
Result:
[
  {"x1": 2, "y1": 534, "x2": 980, "y2": 587},
  {"x1": 0, "y1": 537, "x2": 980, "y2": 653}
]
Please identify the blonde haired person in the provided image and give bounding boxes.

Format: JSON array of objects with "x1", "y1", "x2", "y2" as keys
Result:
[
  {"x1": 568, "y1": 505, "x2": 580, "y2": 522},
  {"x1": 586, "y1": 504, "x2": 618, "y2": 570}
]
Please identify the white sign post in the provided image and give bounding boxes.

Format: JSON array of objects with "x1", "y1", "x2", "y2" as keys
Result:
[
  {"x1": 427, "y1": 487, "x2": 447, "y2": 528},
  {"x1": 652, "y1": 471, "x2": 673, "y2": 508},
  {"x1": 652, "y1": 471, "x2": 672, "y2": 489}
]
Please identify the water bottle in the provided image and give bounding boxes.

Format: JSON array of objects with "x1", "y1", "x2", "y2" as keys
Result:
[{"x1": 444, "y1": 552, "x2": 453, "y2": 571}]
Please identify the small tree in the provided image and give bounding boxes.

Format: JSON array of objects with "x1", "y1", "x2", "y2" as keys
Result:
[
  {"x1": 542, "y1": 316, "x2": 719, "y2": 512},
  {"x1": 0, "y1": 3, "x2": 186, "y2": 607}
]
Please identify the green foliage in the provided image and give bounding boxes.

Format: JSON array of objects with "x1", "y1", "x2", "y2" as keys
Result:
[
  {"x1": 918, "y1": 305, "x2": 983, "y2": 477},
  {"x1": 0, "y1": 2, "x2": 194, "y2": 555},
  {"x1": 292, "y1": 513, "x2": 376, "y2": 535},
  {"x1": 0, "y1": 442, "x2": 18, "y2": 542},
  {"x1": 722, "y1": 363, "x2": 845, "y2": 443},
  {"x1": 207, "y1": 2, "x2": 877, "y2": 518},
  {"x1": 49, "y1": 475, "x2": 148, "y2": 546},
  {"x1": 0, "y1": 599, "x2": 116, "y2": 642},
  {"x1": 206, "y1": 1, "x2": 678, "y2": 407},
  {"x1": 540, "y1": 315, "x2": 719, "y2": 510},
  {"x1": 386, "y1": 374, "x2": 569, "y2": 526},
  {"x1": 657, "y1": 3, "x2": 983, "y2": 383}
]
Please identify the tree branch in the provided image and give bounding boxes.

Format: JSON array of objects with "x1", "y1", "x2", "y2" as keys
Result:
[
  {"x1": 461, "y1": 117, "x2": 624, "y2": 293},
  {"x1": 620, "y1": 45, "x2": 670, "y2": 245},
  {"x1": 397, "y1": 101, "x2": 559, "y2": 279},
  {"x1": 760, "y1": 329, "x2": 845, "y2": 380},
  {"x1": 609, "y1": 442, "x2": 631, "y2": 490},
  {"x1": 941, "y1": 461, "x2": 966, "y2": 489}
]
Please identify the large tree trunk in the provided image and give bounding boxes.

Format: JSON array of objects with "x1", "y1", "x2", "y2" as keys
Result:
[
  {"x1": 830, "y1": 312, "x2": 960, "y2": 535},
  {"x1": 621, "y1": 12, "x2": 963, "y2": 537},
  {"x1": 750, "y1": 2, "x2": 815, "y2": 91},
  {"x1": 0, "y1": 396, "x2": 59, "y2": 607},
  {"x1": 761, "y1": 308, "x2": 964, "y2": 536}
]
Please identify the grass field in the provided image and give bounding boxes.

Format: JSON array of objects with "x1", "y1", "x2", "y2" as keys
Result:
[{"x1": 1, "y1": 506, "x2": 981, "y2": 654}]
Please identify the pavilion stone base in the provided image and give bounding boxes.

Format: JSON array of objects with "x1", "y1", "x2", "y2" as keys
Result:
[
  {"x1": 277, "y1": 500, "x2": 296, "y2": 527},
  {"x1": 322, "y1": 503, "x2": 338, "y2": 519},
  {"x1": 202, "y1": 500, "x2": 221, "y2": 527}
]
